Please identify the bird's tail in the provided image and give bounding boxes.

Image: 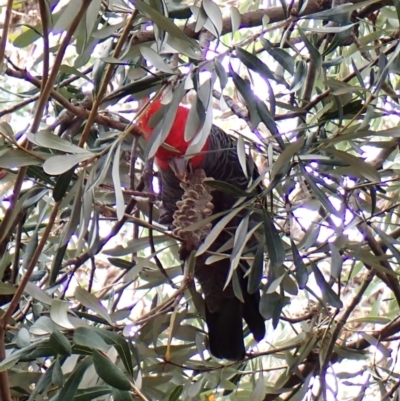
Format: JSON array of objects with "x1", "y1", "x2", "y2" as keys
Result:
[{"x1": 205, "y1": 282, "x2": 265, "y2": 360}]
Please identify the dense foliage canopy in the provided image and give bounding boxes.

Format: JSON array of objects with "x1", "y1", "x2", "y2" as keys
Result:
[{"x1": 2, "y1": 0, "x2": 400, "y2": 399}]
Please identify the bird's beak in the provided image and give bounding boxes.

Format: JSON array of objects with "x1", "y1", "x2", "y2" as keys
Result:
[{"x1": 169, "y1": 157, "x2": 188, "y2": 181}]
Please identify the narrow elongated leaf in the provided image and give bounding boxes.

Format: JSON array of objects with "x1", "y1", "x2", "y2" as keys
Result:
[
  {"x1": 214, "y1": 58, "x2": 228, "y2": 89},
  {"x1": 373, "y1": 226, "x2": 400, "y2": 267},
  {"x1": 24, "y1": 282, "x2": 53, "y2": 305},
  {"x1": 235, "y1": 46, "x2": 275, "y2": 81},
  {"x1": 0, "y1": 149, "x2": 42, "y2": 168},
  {"x1": 260, "y1": 37, "x2": 294, "y2": 74},
  {"x1": 291, "y1": 240, "x2": 308, "y2": 289},
  {"x1": 92, "y1": 328, "x2": 134, "y2": 376},
  {"x1": 50, "y1": 330, "x2": 72, "y2": 356},
  {"x1": 270, "y1": 137, "x2": 305, "y2": 182},
  {"x1": 196, "y1": 204, "x2": 246, "y2": 256},
  {"x1": 329, "y1": 242, "x2": 342, "y2": 279},
  {"x1": 290, "y1": 60, "x2": 307, "y2": 93},
  {"x1": 203, "y1": 0, "x2": 222, "y2": 36},
  {"x1": 112, "y1": 142, "x2": 125, "y2": 221},
  {"x1": 131, "y1": 0, "x2": 201, "y2": 58},
  {"x1": 230, "y1": 6, "x2": 241, "y2": 35},
  {"x1": 328, "y1": 149, "x2": 380, "y2": 182},
  {"x1": 75, "y1": 287, "x2": 114, "y2": 326},
  {"x1": 57, "y1": 357, "x2": 92, "y2": 401},
  {"x1": 50, "y1": 299, "x2": 74, "y2": 329},
  {"x1": 263, "y1": 209, "x2": 285, "y2": 267},
  {"x1": 140, "y1": 46, "x2": 174, "y2": 73},
  {"x1": 298, "y1": 28, "x2": 322, "y2": 74},
  {"x1": 247, "y1": 242, "x2": 264, "y2": 293},
  {"x1": 237, "y1": 135, "x2": 248, "y2": 178},
  {"x1": 92, "y1": 349, "x2": 132, "y2": 391},
  {"x1": 43, "y1": 153, "x2": 92, "y2": 175},
  {"x1": 73, "y1": 327, "x2": 109, "y2": 352},
  {"x1": 229, "y1": 63, "x2": 260, "y2": 129},
  {"x1": 311, "y1": 263, "x2": 343, "y2": 308},
  {"x1": 0, "y1": 282, "x2": 16, "y2": 295},
  {"x1": 53, "y1": 167, "x2": 75, "y2": 202},
  {"x1": 74, "y1": 386, "x2": 111, "y2": 401},
  {"x1": 60, "y1": 172, "x2": 84, "y2": 246},
  {"x1": 27, "y1": 130, "x2": 89, "y2": 154},
  {"x1": 302, "y1": 167, "x2": 340, "y2": 217},
  {"x1": 111, "y1": 388, "x2": 135, "y2": 401}
]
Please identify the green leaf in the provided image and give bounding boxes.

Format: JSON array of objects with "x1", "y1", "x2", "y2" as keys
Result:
[
  {"x1": 111, "y1": 388, "x2": 135, "y2": 401},
  {"x1": 0, "y1": 149, "x2": 42, "y2": 168},
  {"x1": 24, "y1": 282, "x2": 53, "y2": 305},
  {"x1": 297, "y1": 28, "x2": 322, "y2": 73},
  {"x1": 27, "y1": 130, "x2": 90, "y2": 154},
  {"x1": 229, "y1": 63, "x2": 260, "y2": 129},
  {"x1": 235, "y1": 46, "x2": 275, "y2": 81},
  {"x1": 140, "y1": 46, "x2": 174, "y2": 74},
  {"x1": 311, "y1": 263, "x2": 343, "y2": 308},
  {"x1": 57, "y1": 357, "x2": 92, "y2": 401},
  {"x1": 43, "y1": 153, "x2": 92, "y2": 175},
  {"x1": 291, "y1": 240, "x2": 308, "y2": 289},
  {"x1": 214, "y1": 58, "x2": 228, "y2": 89},
  {"x1": 52, "y1": 358, "x2": 64, "y2": 387},
  {"x1": 130, "y1": 0, "x2": 201, "y2": 59},
  {"x1": 92, "y1": 349, "x2": 132, "y2": 391},
  {"x1": 168, "y1": 385, "x2": 183, "y2": 401},
  {"x1": 59, "y1": 65, "x2": 92, "y2": 82},
  {"x1": 373, "y1": 226, "x2": 400, "y2": 268},
  {"x1": 302, "y1": 166, "x2": 340, "y2": 217},
  {"x1": 259, "y1": 37, "x2": 294, "y2": 74},
  {"x1": 237, "y1": 135, "x2": 248, "y2": 178},
  {"x1": 13, "y1": 24, "x2": 42, "y2": 47},
  {"x1": 112, "y1": 142, "x2": 125, "y2": 221},
  {"x1": 230, "y1": 6, "x2": 241, "y2": 36},
  {"x1": 73, "y1": 386, "x2": 111, "y2": 401},
  {"x1": 329, "y1": 243, "x2": 342, "y2": 280},
  {"x1": 92, "y1": 328, "x2": 134, "y2": 376},
  {"x1": 270, "y1": 137, "x2": 305, "y2": 183},
  {"x1": 204, "y1": 179, "x2": 252, "y2": 197},
  {"x1": 53, "y1": 0, "x2": 82, "y2": 33},
  {"x1": 328, "y1": 149, "x2": 380, "y2": 182},
  {"x1": 75, "y1": 287, "x2": 114, "y2": 326},
  {"x1": 73, "y1": 327, "x2": 110, "y2": 352},
  {"x1": 185, "y1": 76, "x2": 216, "y2": 157},
  {"x1": 103, "y1": 235, "x2": 172, "y2": 256},
  {"x1": 262, "y1": 209, "x2": 285, "y2": 267},
  {"x1": 60, "y1": 171, "x2": 84, "y2": 246},
  {"x1": 53, "y1": 167, "x2": 75, "y2": 202},
  {"x1": 50, "y1": 330, "x2": 72, "y2": 356},
  {"x1": 247, "y1": 242, "x2": 265, "y2": 294},
  {"x1": 50, "y1": 299, "x2": 75, "y2": 329},
  {"x1": 203, "y1": 0, "x2": 223, "y2": 36},
  {"x1": 196, "y1": 204, "x2": 246, "y2": 256},
  {"x1": 0, "y1": 281, "x2": 16, "y2": 295},
  {"x1": 290, "y1": 60, "x2": 307, "y2": 93}
]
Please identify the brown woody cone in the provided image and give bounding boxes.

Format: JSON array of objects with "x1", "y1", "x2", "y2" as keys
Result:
[{"x1": 172, "y1": 169, "x2": 214, "y2": 251}]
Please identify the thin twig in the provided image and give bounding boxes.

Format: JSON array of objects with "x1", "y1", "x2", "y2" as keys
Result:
[
  {"x1": 317, "y1": 270, "x2": 374, "y2": 399},
  {"x1": 31, "y1": 0, "x2": 92, "y2": 133},
  {"x1": 38, "y1": 0, "x2": 50, "y2": 88},
  {"x1": 148, "y1": 203, "x2": 177, "y2": 288},
  {"x1": 0, "y1": 0, "x2": 13, "y2": 71},
  {"x1": 78, "y1": 9, "x2": 138, "y2": 147},
  {"x1": 1, "y1": 201, "x2": 61, "y2": 325}
]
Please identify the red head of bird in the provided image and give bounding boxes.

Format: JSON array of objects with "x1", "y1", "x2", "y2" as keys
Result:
[{"x1": 137, "y1": 99, "x2": 210, "y2": 177}]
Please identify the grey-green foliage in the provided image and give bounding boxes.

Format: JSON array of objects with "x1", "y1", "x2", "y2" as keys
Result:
[{"x1": 2, "y1": 0, "x2": 400, "y2": 399}]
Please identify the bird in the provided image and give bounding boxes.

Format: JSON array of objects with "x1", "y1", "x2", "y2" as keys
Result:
[{"x1": 137, "y1": 98, "x2": 266, "y2": 360}]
